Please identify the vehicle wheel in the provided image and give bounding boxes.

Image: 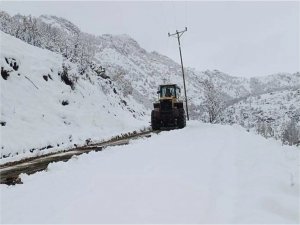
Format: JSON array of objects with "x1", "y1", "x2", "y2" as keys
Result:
[
  {"x1": 151, "y1": 110, "x2": 160, "y2": 130},
  {"x1": 177, "y1": 109, "x2": 186, "y2": 129}
]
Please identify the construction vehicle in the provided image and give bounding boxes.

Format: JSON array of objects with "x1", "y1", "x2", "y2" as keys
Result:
[{"x1": 151, "y1": 84, "x2": 186, "y2": 130}]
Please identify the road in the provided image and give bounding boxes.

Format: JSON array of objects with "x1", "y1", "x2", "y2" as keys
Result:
[{"x1": 0, "y1": 130, "x2": 155, "y2": 185}]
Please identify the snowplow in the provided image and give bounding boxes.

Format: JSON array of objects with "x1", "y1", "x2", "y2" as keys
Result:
[{"x1": 151, "y1": 84, "x2": 186, "y2": 130}]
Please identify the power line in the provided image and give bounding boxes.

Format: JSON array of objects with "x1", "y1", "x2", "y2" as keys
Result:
[{"x1": 168, "y1": 27, "x2": 189, "y2": 121}]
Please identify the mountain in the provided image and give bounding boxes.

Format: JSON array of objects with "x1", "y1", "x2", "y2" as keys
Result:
[
  {"x1": 92, "y1": 33, "x2": 300, "y2": 119},
  {"x1": 39, "y1": 15, "x2": 81, "y2": 35},
  {"x1": 250, "y1": 73, "x2": 300, "y2": 94},
  {"x1": 220, "y1": 88, "x2": 300, "y2": 143},
  {"x1": 0, "y1": 11, "x2": 299, "y2": 163}
]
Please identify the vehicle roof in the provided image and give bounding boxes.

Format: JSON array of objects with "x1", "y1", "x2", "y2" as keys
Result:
[{"x1": 159, "y1": 84, "x2": 179, "y2": 87}]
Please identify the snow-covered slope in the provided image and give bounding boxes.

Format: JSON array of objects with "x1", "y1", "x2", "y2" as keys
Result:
[
  {"x1": 221, "y1": 88, "x2": 300, "y2": 143},
  {"x1": 1, "y1": 121, "x2": 299, "y2": 223},
  {"x1": 93, "y1": 34, "x2": 300, "y2": 121},
  {"x1": 39, "y1": 15, "x2": 80, "y2": 35},
  {"x1": 0, "y1": 31, "x2": 148, "y2": 163},
  {"x1": 1, "y1": 11, "x2": 300, "y2": 163},
  {"x1": 2, "y1": 11, "x2": 298, "y2": 118},
  {"x1": 250, "y1": 72, "x2": 300, "y2": 94},
  {"x1": 88, "y1": 26, "x2": 300, "y2": 123}
]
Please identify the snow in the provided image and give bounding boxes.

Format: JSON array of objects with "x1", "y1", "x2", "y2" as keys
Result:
[
  {"x1": 1, "y1": 12, "x2": 299, "y2": 224},
  {"x1": 39, "y1": 15, "x2": 80, "y2": 35},
  {"x1": 1, "y1": 121, "x2": 299, "y2": 223},
  {"x1": 221, "y1": 88, "x2": 300, "y2": 140},
  {"x1": 1, "y1": 21, "x2": 299, "y2": 163},
  {"x1": 0, "y1": 31, "x2": 148, "y2": 163}
]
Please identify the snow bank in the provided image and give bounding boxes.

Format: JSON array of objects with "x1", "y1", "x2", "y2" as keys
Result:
[
  {"x1": 0, "y1": 31, "x2": 148, "y2": 163},
  {"x1": 1, "y1": 121, "x2": 299, "y2": 223}
]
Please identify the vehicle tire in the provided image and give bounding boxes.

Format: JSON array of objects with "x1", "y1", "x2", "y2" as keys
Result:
[
  {"x1": 151, "y1": 110, "x2": 160, "y2": 130},
  {"x1": 177, "y1": 109, "x2": 186, "y2": 129}
]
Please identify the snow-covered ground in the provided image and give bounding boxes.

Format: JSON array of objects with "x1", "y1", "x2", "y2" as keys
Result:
[
  {"x1": 1, "y1": 31, "x2": 148, "y2": 163},
  {"x1": 1, "y1": 121, "x2": 299, "y2": 224}
]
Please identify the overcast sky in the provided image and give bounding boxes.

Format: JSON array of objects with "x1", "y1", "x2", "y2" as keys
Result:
[{"x1": 1, "y1": 1, "x2": 299, "y2": 77}]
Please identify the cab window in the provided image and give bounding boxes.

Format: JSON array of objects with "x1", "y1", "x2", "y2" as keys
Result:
[
  {"x1": 176, "y1": 87, "x2": 180, "y2": 97},
  {"x1": 161, "y1": 86, "x2": 175, "y2": 97}
]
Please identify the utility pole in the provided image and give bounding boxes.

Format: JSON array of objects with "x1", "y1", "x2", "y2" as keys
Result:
[{"x1": 168, "y1": 27, "x2": 189, "y2": 120}]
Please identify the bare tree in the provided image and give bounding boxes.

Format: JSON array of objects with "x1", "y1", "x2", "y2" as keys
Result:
[
  {"x1": 281, "y1": 118, "x2": 300, "y2": 146},
  {"x1": 256, "y1": 121, "x2": 274, "y2": 138},
  {"x1": 201, "y1": 79, "x2": 224, "y2": 123},
  {"x1": 0, "y1": 11, "x2": 12, "y2": 33}
]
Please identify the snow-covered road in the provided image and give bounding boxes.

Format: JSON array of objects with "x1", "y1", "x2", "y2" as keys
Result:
[{"x1": 1, "y1": 121, "x2": 299, "y2": 223}]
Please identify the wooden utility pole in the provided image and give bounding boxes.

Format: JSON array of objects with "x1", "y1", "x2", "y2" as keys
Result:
[{"x1": 168, "y1": 27, "x2": 189, "y2": 120}]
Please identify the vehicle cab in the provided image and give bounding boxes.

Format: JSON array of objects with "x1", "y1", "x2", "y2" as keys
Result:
[{"x1": 158, "y1": 84, "x2": 181, "y2": 99}]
